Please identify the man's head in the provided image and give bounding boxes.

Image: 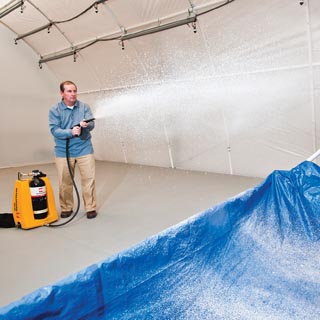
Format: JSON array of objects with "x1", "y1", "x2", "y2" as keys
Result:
[{"x1": 60, "y1": 80, "x2": 77, "y2": 106}]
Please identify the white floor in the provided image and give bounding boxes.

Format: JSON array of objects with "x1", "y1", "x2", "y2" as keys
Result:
[{"x1": 0, "y1": 161, "x2": 262, "y2": 308}]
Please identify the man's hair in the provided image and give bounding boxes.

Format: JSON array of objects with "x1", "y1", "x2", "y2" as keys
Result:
[{"x1": 60, "y1": 80, "x2": 77, "y2": 92}]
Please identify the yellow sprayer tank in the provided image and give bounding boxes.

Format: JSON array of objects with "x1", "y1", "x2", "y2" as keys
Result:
[{"x1": 12, "y1": 170, "x2": 58, "y2": 229}]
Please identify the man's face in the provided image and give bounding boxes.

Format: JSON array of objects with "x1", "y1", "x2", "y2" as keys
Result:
[{"x1": 61, "y1": 84, "x2": 77, "y2": 106}]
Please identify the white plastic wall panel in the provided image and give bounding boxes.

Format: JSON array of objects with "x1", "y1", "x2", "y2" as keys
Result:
[
  {"x1": 315, "y1": 65, "x2": 320, "y2": 158},
  {"x1": 107, "y1": 0, "x2": 190, "y2": 26},
  {"x1": 0, "y1": 24, "x2": 57, "y2": 168},
  {"x1": 310, "y1": 0, "x2": 320, "y2": 64},
  {"x1": 45, "y1": 53, "x2": 103, "y2": 93},
  {"x1": 309, "y1": 0, "x2": 320, "y2": 163},
  {"x1": 227, "y1": 69, "x2": 314, "y2": 177},
  {"x1": 199, "y1": 0, "x2": 308, "y2": 75}
]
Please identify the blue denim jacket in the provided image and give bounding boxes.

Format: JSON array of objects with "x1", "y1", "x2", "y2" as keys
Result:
[{"x1": 49, "y1": 100, "x2": 95, "y2": 157}]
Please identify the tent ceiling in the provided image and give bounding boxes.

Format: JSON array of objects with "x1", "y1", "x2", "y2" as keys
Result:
[{"x1": 1, "y1": 0, "x2": 320, "y2": 178}]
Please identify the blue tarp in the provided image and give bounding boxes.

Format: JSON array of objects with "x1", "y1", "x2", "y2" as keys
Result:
[{"x1": 1, "y1": 161, "x2": 320, "y2": 319}]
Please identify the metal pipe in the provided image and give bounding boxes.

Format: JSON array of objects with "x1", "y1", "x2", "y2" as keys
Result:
[
  {"x1": 307, "y1": 149, "x2": 320, "y2": 162},
  {"x1": 163, "y1": 123, "x2": 175, "y2": 169},
  {"x1": 37, "y1": 0, "x2": 232, "y2": 65},
  {"x1": 14, "y1": 0, "x2": 108, "y2": 42},
  {"x1": 39, "y1": 50, "x2": 76, "y2": 64},
  {"x1": 0, "y1": 0, "x2": 23, "y2": 19},
  {"x1": 15, "y1": 23, "x2": 52, "y2": 41},
  {"x1": 121, "y1": 15, "x2": 197, "y2": 41}
]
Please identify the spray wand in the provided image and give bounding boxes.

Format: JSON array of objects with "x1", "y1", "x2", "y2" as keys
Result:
[{"x1": 71, "y1": 118, "x2": 95, "y2": 128}]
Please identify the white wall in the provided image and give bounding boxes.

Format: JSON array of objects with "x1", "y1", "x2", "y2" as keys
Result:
[
  {"x1": 0, "y1": 0, "x2": 319, "y2": 178},
  {"x1": 72, "y1": 0, "x2": 320, "y2": 178},
  {"x1": 0, "y1": 23, "x2": 58, "y2": 168}
]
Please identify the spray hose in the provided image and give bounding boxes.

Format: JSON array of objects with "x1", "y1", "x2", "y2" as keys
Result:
[{"x1": 46, "y1": 138, "x2": 81, "y2": 227}]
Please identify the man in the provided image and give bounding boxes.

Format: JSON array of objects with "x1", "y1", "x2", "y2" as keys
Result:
[{"x1": 49, "y1": 80, "x2": 97, "y2": 219}]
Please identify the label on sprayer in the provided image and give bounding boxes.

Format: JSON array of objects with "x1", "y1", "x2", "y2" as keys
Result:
[
  {"x1": 30, "y1": 186, "x2": 48, "y2": 215},
  {"x1": 30, "y1": 186, "x2": 46, "y2": 197}
]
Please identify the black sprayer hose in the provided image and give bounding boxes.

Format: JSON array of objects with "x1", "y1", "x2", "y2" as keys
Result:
[{"x1": 46, "y1": 138, "x2": 81, "y2": 227}]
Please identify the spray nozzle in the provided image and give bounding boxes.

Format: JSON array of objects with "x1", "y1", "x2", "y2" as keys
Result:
[
  {"x1": 71, "y1": 118, "x2": 95, "y2": 128},
  {"x1": 83, "y1": 118, "x2": 95, "y2": 123}
]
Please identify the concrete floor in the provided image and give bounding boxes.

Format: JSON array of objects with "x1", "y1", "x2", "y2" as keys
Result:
[{"x1": 0, "y1": 161, "x2": 262, "y2": 308}]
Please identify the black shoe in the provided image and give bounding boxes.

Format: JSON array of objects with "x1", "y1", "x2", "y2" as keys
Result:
[
  {"x1": 61, "y1": 211, "x2": 73, "y2": 218},
  {"x1": 86, "y1": 211, "x2": 97, "y2": 219}
]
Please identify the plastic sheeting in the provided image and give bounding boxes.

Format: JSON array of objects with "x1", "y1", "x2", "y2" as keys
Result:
[{"x1": 1, "y1": 161, "x2": 320, "y2": 319}]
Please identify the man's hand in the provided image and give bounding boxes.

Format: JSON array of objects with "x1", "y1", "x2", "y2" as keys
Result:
[
  {"x1": 80, "y1": 119, "x2": 89, "y2": 128},
  {"x1": 72, "y1": 126, "x2": 81, "y2": 136}
]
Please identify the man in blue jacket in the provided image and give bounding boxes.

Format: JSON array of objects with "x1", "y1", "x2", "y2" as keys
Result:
[{"x1": 49, "y1": 80, "x2": 97, "y2": 219}]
